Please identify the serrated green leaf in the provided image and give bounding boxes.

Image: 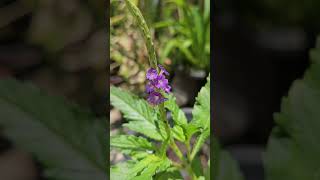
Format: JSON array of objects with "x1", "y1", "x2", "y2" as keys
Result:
[
  {"x1": 121, "y1": 149, "x2": 150, "y2": 161},
  {"x1": 123, "y1": 120, "x2": 165, "y2": 141},
  {"x1": 265, "y1": 40, "x2": 320, "y2": 180},
  {"x1": 111, "y1": 155, "x2": 169, "y2": 180},
  {"x1": 111, "y1": 86, "x2": 166, "y2": 140},
  {"x1": 111, "y1": 161, "x2": 135, "y2": 180},
  {"x1": 172, "y1": 125, "x2": 186, "y2": 142},
  {"x1": 0, "y1": 78, "x2": 106, "y2": 180},
  {"x1": 190, "y1": 128, "x2": 209, "y2": 161},
  {"x1": 165, "y1": 94, "x2": 188, "y2": 126},
  {"x1": 111, "y1": 135, "x2": 155, "y2": 151},
  {"x1": 154, "y1": 167, "x2": 183, "y2": 180},
  {"x1": 127, "y1": 155, "x2": 158, "y2": 179},
  {"x1": 184, "y1": 123, "x2": 199, "y2": 139},
  {"x1": 132, "y1": 157, "x2": 171, "y2": 180},
  {"x1": 110, "y1": 86, "x2": 155, "y2": 123},
  {"x1": 191, "y1": 75, "x2": 210, "y2": 130},
  {"x1": 164, "y1": 94, "x2": 187, "y2": 142}
]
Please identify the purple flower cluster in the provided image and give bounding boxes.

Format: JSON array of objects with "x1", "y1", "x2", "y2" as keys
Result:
[{"x1": 146, "y1": 65, "x2": 171, "y2": 105}]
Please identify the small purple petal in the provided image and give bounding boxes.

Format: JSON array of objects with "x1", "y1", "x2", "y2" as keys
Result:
[
  {"x1": 147, "y1": 91, "x2": 167, "y2": 105},
  {"x1": 146, "y1": 68, "x2": 158, "y2": 80},
  {"x1": 154, "y1": 75, "x2": 168, "y2": 89},
  {"x1": 158, "y1": 65, "x2": 169, "y2": 76},
  {"x1": 145, "y1": 82, "x2": 155, "y2": 93},
  {"x1": 164, "y1": 84, "x2": 171, "y2": 93}
]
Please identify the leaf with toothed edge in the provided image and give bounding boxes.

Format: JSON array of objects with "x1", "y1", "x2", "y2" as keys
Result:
[
  {"x1": 265, "y1": 37, "x2": 320, "y2": 180},
  {"x1": 0, "y1": 78, "x2": 106, "y2": 180}
]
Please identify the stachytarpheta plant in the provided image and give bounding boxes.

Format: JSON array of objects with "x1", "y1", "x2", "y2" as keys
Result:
[{"x1": 110, "y1": 0, "x2": 210, "y2": 179}]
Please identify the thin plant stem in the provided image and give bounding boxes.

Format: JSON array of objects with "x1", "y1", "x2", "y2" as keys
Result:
[
  {"x1": 124, "y1": 0, "x2": 158, "y2": 69},
  {"x1": 186, "y1": 139, "x2": 192, "y2": 161}
]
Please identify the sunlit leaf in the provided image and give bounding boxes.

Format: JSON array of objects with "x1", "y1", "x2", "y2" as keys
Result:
[
  {"x1": 110, "y1": 86, "x2": 166, "y2": 140},
  {"x1": 111, "y1": 135, "x2": 155, "y2": 151}
]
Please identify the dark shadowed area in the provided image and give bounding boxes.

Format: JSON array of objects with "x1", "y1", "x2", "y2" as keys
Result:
[
  {"x1": 0, "y1": 0, "x2": 107, "y2": 179},
  {"x1": 213, "y1": 0, "x2": 319, "y2": 180}
]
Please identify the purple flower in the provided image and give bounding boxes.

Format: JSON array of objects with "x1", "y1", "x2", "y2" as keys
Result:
[
  {"x1": 147, "y1": 91, "x2": 167, "y2": 105},
  {"x1": 145, "y1": 81, "x2": 155, "y2": 93},
  {"x1": 164, "y1": 84, "x2": 171, "y2": 93},
  {"x1": 158, "y1": 65, "x2": 169, "y2": 76},
  {"x1": 154, "y1": 75, "x2": 169, "y2": 89},
  {"x1": 145, "y1": 64, "x2": 171, "y2": 105},
  {"x1": 146, "y1": 68, "x2": 158, "y2": 80}
]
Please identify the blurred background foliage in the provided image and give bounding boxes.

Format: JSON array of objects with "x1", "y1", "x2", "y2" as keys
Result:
[
  {"x1": 0, "y1": 0, "x2": 107, "y2": 179},
  {"x1": 0, "y1": 0, "x2": 107, "y2": 116},
  {"x1": 214, "y1": 0, "x2": 320, "y2": 180}
]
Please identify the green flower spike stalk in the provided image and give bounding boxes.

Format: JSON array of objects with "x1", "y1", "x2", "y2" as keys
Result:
[
  {"x1": 124, "y1": 0, "x2": 158, "y2": 70},
  {"x1": 124, "y1": 0, "x2": 197, "y2": 178}
]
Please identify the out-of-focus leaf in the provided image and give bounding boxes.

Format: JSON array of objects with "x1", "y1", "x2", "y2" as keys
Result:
[
  {"x1": 152, "y1": 20, "x2": 176, "y2": 29},
  {"x1": 205, "y1": 159, "x2": 210, "y2": 180},
  {"x1": 204, "y1": 0, "x2": 210, "y2": 22},
  {"x1": 0, "y1": 78, "x2": 106, "y2": 180},
  {"x1": 160, "y1": 39, "x2": 180, "y2": 63},
  {"x1": 265, "y1": 37, "x2": 320, "y2": 180},
  {"x1": 212, "y1": 137, "x2": 244, "y2": 180}
]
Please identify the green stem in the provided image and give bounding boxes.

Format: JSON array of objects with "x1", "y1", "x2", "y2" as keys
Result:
[
  {"x1": 170, "y1": 140, "x2": 197, "y2": 179},
  {"x1": 124, "y1": 0, "x2": 158, "y2": 69},
  {"x1": 159, "y1": 104, "x2": 171, "y2": 157},
  {"x1": 170, "y1": 140, "x2": 184, "y2": 160},
  {"x1": 186, "y1": 139, "x2": 192, "y2": 161}
]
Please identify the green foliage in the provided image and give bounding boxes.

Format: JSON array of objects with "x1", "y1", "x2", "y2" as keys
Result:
[
  {"x1": 191, "y1": 75, "x2": 210, "y2": 130},
  {"x1": 111, "y1": 135, "x2": 155, "y2": 151},
  {"x1": 264, "y1": 37, "x2": 320, "y2": 180},
  {"x1": 111, "y1": 155, "x2": 170, "y2": 180},
  {"x1": 111, "y1": 75, "x2": 211, "y2": 179},
  {"x1": 212, "y1": 137, "x2": 244, "y2": 180},
  {"x1": 157, "y1": 0, "x2": 210, "y2": 70},
  {"x1": 164, "y1": 94, "x2": 188, "y2": 126},
  {"x1": 189, "y1": 75, "x2": 210, "y2": 160},
  {"x1": 0, "y1": 78, "x2": 106, "y2": 180},
  {"x1": 164, "y1": 94, "x2": 187, "y2": 142},
  {"x1": 154, "y1": 167, "x2": 183, "y2": 180},
  {"x1": 110, "y1": 86, "x2": 167, "y2": 140}
]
